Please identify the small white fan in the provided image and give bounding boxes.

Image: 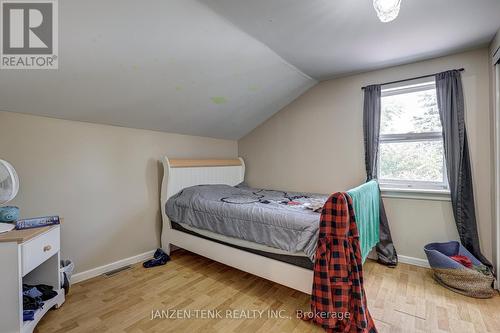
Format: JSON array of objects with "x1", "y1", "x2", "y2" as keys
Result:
[
  {"x1": 0, "y1": 160, "x2": 19, "y2": 205},
  {"x1": 0, "y1": 160, "x2": 19, "y2": 232}
]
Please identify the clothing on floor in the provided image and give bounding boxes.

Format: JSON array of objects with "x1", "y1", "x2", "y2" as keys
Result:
[
  {"x1": 143, "y1": 248, "x2": 170, "y2": 268},
  {"x1": 310, "y1": 192, "x2": 377, "y2": 332}
]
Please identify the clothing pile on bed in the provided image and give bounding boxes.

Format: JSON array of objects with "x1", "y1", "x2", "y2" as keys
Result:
[{"x1": 23, "y1": 284, "x2": 58, "y2": 321}]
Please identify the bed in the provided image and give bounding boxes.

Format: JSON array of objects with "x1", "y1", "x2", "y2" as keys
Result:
[{"x1": 160, "y1": 157, "x2": 379, "y2": 294}]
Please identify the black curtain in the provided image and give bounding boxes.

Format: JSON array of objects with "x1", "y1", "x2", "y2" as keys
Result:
[
  {"x1": 363, "y1": 85, "x2": 398, "y2": 267},
  {"x1": 435, "y1": 70, "x2": 492, "y2": 269}
]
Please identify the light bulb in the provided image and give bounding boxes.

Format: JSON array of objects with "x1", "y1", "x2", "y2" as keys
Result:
[{"x1": 373, "y1": 0, "x2": 402, "y2": 23}]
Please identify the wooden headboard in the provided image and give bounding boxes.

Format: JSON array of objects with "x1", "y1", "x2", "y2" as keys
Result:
[{"x1": 169, "y1": 159, "x2": 243, "y2": 168}]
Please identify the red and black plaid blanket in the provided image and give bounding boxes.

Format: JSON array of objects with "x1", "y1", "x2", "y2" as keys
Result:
[{"x1": 310, "y1": 192, "x2": 377, "y2": 332}]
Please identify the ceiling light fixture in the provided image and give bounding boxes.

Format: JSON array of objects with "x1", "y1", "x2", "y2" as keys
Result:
[{"x1": 373, "y1": 0, "x2": 401, "y2": 23}]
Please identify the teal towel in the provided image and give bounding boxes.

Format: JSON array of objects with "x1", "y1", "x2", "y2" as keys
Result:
[{"x1": 347, "y1": 180, "x2": 380, "y2": 263}]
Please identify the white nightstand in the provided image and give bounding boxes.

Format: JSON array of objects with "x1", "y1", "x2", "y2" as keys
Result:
[{"x1": 0, "y1": 225, "x2": 65, "y2": 333}]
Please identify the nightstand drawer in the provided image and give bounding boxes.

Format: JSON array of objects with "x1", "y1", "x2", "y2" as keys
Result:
[{"x1": 22, "y1": 227, "x2": 60, "y2": 276}]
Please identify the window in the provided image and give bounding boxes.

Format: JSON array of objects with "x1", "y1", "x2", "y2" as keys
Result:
[{"x1": 378, "y1": 81, "x2": 449, "y2": 192}]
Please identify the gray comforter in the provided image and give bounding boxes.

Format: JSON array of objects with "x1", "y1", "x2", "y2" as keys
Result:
[{"x1": 165, "y1": 184, "x2": 328, "y2": 259}]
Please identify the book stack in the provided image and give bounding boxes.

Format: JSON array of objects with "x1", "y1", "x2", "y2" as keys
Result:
[{"x1": 15, "y1": 216, "x2": 60, "y2": 230}]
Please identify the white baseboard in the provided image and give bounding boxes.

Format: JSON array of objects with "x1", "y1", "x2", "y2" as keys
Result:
[
  {"x1": 71, "y1": 250, "x2": 155, "y2": 284},
  {"x1": 368, "y1": 250, "x2": 429, "y2": 268},
  {"x1": 70, "y1": 250, "x2": 429, "y2": 285},
  {"x1": 398, "y1": 255, "x2": 430, "y2": 268}
]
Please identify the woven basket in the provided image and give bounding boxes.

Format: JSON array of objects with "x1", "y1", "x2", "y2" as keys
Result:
[
  {"x1": 432, "y1": 268, "x2": 496, "y2": 298},
  {"x1": 424, "y1": 241, "x2": 496, "y2": 299}
]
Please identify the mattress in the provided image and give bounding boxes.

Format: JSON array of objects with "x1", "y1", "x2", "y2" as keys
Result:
[
  {"x1": 166, "y1": 184, "x2": 328, "y2": 260},
  {"x1": 175, "y1": 221, "x2": 308, "y2": 256},
  {"x1": 170, "y1": 221, "x2": 314, "y2": 270}
]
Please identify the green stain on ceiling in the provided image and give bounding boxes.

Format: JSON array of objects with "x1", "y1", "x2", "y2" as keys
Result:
[
  {"x1": 175, "y1": 85, "x2": 183, "y2": 91},
  {"x1": 249, "y1": 84, "x2": 260, "y2": 92},
  {"x1": 211, "y1": 96, "x2": 227, "y2": 105}
]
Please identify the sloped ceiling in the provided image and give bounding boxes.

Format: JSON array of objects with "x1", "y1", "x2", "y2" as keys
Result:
[
  {"x1": 202, "y1": 0, "x2": 500, "y2": 80},
  {"x1": 0, "y1": 0, "x2": 315, "y2": 140},
  {"x1": 1, "y1": 1, "x2": 499, "y2": 139}
]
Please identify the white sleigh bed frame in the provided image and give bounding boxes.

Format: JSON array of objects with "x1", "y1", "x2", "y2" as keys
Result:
[{"x1": 160, "y1": 156, "x2": 314, "y2": 294}]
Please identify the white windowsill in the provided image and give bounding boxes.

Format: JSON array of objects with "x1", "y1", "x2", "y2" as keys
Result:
[{"x1": 380, "y1": 187, "x2": 451, "y2": 201}]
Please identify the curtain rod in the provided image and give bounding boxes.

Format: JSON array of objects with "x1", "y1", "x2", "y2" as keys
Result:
[{"x1": 361, "y1": 68, "x2": 464, "y2": 90}]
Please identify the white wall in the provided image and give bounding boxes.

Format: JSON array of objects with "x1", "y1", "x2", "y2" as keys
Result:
[
  {"x1": 239, "y1": 48, "x2": 492, "y2": 261},
  {"x1": 0, "y1": 112, "x2": 237, "y2": 273}
]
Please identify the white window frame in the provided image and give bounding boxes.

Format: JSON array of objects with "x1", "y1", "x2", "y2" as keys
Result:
[{"x1": 378, "y1": 80, "x2": 450, "y2": 193}]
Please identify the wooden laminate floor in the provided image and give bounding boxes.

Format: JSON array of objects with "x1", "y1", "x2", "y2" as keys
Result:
[{"x1": 37, "y1": 250, "x2": 500, "y2": 333}]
